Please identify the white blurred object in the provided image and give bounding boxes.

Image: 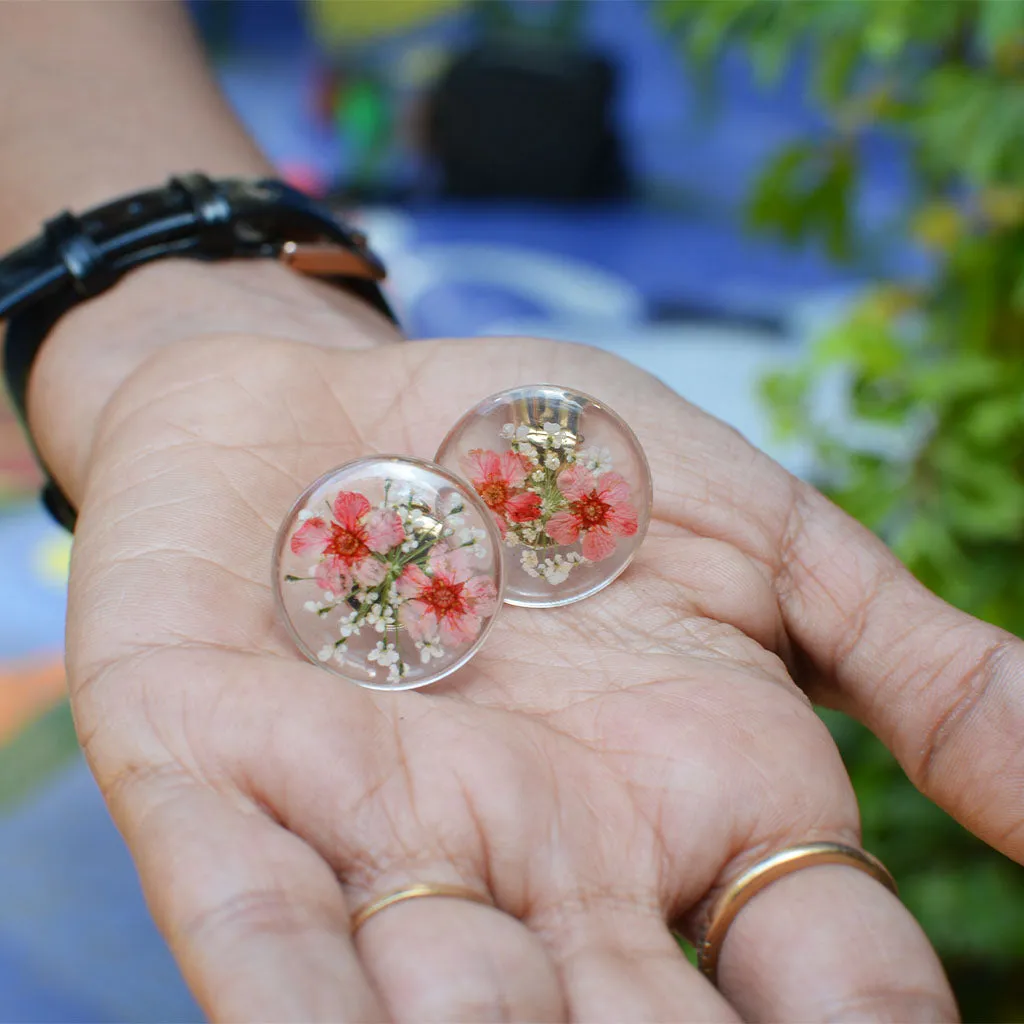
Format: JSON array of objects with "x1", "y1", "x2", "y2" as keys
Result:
[
  {"x1": 357, "y1": 209, "x2": 852, "y2": 476},
  {"x1": 478, "y1": 318, "x2": 812, "y2": 476}
]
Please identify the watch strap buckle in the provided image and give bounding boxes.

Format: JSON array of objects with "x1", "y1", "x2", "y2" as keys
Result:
[{"x1": 277, "y1": 240, "x2": 385, "y2": 281}]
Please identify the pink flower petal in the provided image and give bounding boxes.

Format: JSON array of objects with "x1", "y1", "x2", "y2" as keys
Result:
[
  {"x1": 498, "y1": 450, "x2": 529, "y2": 487},
  {"x1": 353, "y1": 557, "x2": 386, "y2": 587},
  {"x1": 332, "y1": 491, "x2": 371, "y2": 531},
  {"x1": 546, "y1": 510, "x2": 581, "y2": 545},
  {"x1": 596, "y1": 472, "x2": 631, "y2": 507},
  {"x1": 315, "y1": 558, "x2": 351, "y2": 594},
  {"x1": 607, "y1": 503, "x2": 638, "y2": 537},
  {"x1": 439, "y1": 611, "x2": 481, "y2": 647},
  {"x1": 505, "y1": 491, "x2": 542, "y2": 523},
  {"x1": 462, "y1": 449, "x2": 501, "y2": 487},
  {"x1": 396, "y1": 564, "x2": 430, "y2": 599},
  {"x1": 399, "y1": 599, "x2": 435, "y2": 640},
  {"x1": 557, "y1": 465, "x2": 596, "y2": 503},
  {"x1": 431, "y1": 548, "x2": 473, "y2": 584},
  {"x1": 582, "y1": 525, "x2": 617, "y2": 562},
  {"x1": 490, "y1": 510, "x2": 508, "y2": 538},
  {"x1": 463, "y1": 575, "x2": 498, "y2": 617},
  {"x1": 290, "y1": 517, "x2": 331, "y2": 555},
  {"x1": 364, "y1": 508, "x2": 405, "y2": 553}
]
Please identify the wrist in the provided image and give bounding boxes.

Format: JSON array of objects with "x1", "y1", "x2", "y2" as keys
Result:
[{"x1": 25, "y1": 258, "x2": 402, "y2": 505}]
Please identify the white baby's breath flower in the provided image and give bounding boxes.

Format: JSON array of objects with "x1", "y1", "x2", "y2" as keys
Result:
[
  {"x1": 387, "y1": 483, "x2": 413, "y2": 507},
  {"x1": 297, "y1": 508, "x2": 315, "y2": 522},
  {"x1": 416, "y1": 637, "x2": 445, "y2": 663},
  {"x1": 543, "y1": 422, "x2": 568, "y2": 449},
  {"x1": 365, "y1": 603, "x2": 396, "y2": 634},
  {"x1": 544, "y1": 453, "x2": 561, "y2": 471},
  {"x1": 504, "y1": 532, "x2": 521, "y2": 548},
  {"x1": 317, "y1": 644, "x2": 335, "y2": 662},
  {"x1": 303, "y1": 600, "x2": 321, "y2": 613},
  {"x1": 520, "y1": 550, "x2": 540, "y2": 577},
  {"x1": 581, "y1": 446, "x2": 614, "y2": 475},
  {"x1": 515, "y1": 425, "x2": 531, "y2": 441},
  {"x1": 519, "y1": 442, "x2": 539, "y2": 463},
  {"x1": 500, "y1": 423, "x2": 516, "y2": 439},
  {"x1": 387, "y1": 662, "x2": 404, "y2": 683},
  {"x1": 539, "y1": 557, "x2": 571, "y2": 585},
  {"x1": 531, "y1": 469, "x2": 545, "y2": 482},
  {"x1": 368, "y1": 641, "x2": 399, "y2": 667},
  {"x1": 438, "y1": 492, "x2": 465, "y2": 517}
]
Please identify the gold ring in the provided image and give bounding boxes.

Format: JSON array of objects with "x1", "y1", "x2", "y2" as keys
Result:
[
  {"x1": 698, "y1": 842, "x2": 898, "y2": 983},
  {"x1": 351, "y1": 883, "x2": 493, "y2": 933}
]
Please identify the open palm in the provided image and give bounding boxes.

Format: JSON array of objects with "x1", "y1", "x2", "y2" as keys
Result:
[{"x1": 66, "y1": 327, "x2": 1024, "y2": 1022}]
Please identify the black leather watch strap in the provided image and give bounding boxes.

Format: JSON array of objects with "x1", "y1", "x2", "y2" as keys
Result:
[
  {"x1": 1, "y1": 174, "x2": 397, "y2": 531},
  {"x1": 0, "y1": 175, "x2": 392, "y2": 320}
]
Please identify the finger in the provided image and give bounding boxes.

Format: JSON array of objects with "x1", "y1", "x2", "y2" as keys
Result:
[
  {"x1": 208, "y1": 656, "x2": 565, "y2": 1022},
  {"x1": 775, "y1": 481, "x2": 1024, "y2": 861},
  {"x1": 715, "y1": 859, "x2": 957, "y2": 1023},
  {"x1": 533, "y1": 902, "x2": 738, "y2": 1023},
  {"x1": 355, "y1": 894, "x2": 564, "y2": 1022},
  {"x1": 106, "y1": 766, "x2": 385, "y2": 1023}
]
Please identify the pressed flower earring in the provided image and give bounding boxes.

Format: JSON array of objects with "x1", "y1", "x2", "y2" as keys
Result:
[
  {"x1": 435, "y1": 385, "x2": 653, "y2": 607},
  {"x1": 272, "y1": 456, "x2": 504, "y2": 690}
]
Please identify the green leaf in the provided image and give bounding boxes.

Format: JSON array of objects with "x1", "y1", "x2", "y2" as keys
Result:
[
  {"x1": 978, "y1": 0, "x2": 1024, "y2": 62},
  {"x1": 812, "y1": 31, "x2": 863, "y2": 107},
  {"x1": 912, "y1": 355, "x2": 1004, "y2": 403},
  {"x1": 962, "y1": 393, "x2": 1024, "y2": 446},
  {"x1": 1013, "y1": 264, "x2": 1024, "y2": 312}
]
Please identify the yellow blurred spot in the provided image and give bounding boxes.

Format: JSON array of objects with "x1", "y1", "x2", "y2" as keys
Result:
[
  {"x1": 309, "y1": 0, "x2": 466, "y2": 45},
  {"x1": 994, "y1": 38, "x2": 1024, "y2": 76},
  {"x1": 860, "y1": 284, "x2": 919, "y2": 323},
  {"x1": 911, "y1": 202, "x2": 963, "y2": 252},
  {"x1": 979, "y1": 187, "x2": 1024, "y2": 229},
  {"x1": 33, "y1": 532, "x2": 72, "y2": 586}
]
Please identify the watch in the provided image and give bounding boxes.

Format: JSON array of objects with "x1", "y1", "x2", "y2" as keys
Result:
[{"x1": 0, "y1": 173, "x2": 397, "y2": 531}]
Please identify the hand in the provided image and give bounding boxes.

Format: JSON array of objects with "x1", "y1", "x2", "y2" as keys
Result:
[{"x1": 56, "y1": 268, "x2": 1023, "y2": 1022}]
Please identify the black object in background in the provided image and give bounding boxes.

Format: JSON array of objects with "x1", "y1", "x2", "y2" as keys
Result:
[{"x1": 427, "y1": 41, "x2": 629, "y2": 201}]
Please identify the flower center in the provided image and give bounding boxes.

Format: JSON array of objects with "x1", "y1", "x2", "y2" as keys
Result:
[
  {"x1": 426, "y1": 579, "x2": 464, "y2": 614},
  {"x1": 574, "y1": 493, "x2": 610, "y2": 527},
  {"x1": 327, "y1": 525, "x2": 367, "y2": 560},
  {"x1": 479, "y1": 481, "x2": 509, "y2": 510}
]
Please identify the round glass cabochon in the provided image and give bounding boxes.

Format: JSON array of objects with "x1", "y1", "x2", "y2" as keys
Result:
[
  {"x1": 273, "y1": 456, "x2": 504, "y2": 690},
  {"x1": 435, "y1": 385, "x2": 652, "y2": 607}
]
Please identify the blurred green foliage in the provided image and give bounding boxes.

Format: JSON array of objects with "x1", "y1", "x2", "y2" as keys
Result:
[{"x1": 657, "y1": 1, "x2": 1024, "y2": 1018}]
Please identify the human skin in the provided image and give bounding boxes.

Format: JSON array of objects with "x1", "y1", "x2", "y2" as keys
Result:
[{"x1": 4, "y1": 4, "x2": 1024, "y2": 1021}]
